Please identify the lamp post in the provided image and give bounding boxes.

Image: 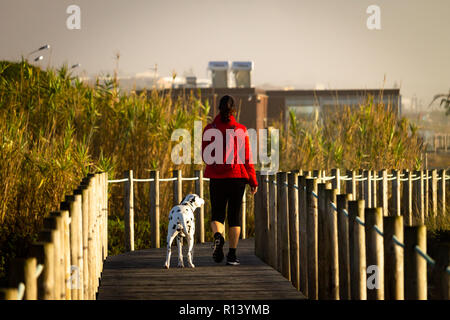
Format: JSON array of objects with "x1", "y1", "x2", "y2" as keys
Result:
[{"x1": 27, "y1": 44, "x2": 50, "y2": 60}]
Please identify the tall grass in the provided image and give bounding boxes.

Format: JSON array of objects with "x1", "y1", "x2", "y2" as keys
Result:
[
  {"x1": 278, "y1": 97, "x2": 424, "y2": 171},
  {"x1": 0, "y1": 59, "x2": 210, "y2": 277}
]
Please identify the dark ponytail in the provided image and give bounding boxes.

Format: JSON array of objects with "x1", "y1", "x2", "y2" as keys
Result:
[{"x1": 218, "y1": 95, "x2": 236, "y2": 123}]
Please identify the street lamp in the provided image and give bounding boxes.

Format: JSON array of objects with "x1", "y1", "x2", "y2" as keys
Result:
[
  {"x1": 71, "y1": 63, "x2": 81, "y2": 69},
  {"x1": 34, "y1": 55, "x2": 44, "y2": 62},
  {"x1": 27, "y1": 44, "x2": 51, "y2": 60}
]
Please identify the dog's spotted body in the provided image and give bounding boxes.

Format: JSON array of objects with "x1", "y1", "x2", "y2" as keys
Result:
[{"x1": 164, "y1": 194, "x2": 205, "y2": 269}]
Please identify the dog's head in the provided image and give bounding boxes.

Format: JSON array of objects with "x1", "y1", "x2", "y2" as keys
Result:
[{"x1": 180, "y1": 194, "x2": 205, "y2": 210}]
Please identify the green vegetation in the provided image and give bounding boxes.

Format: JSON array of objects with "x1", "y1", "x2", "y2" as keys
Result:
[{"x1": 0, "y1": 59, "x2": 444, "y2": 280}]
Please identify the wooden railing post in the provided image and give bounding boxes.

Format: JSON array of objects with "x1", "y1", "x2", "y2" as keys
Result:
[
  {"x1": 337, "y1": 193, "x2": 352, "y2": 300},
  {"x1": 306, "y1": 177, "x2": 318, "y2": 299},
  {"x1": 268, "y1": 174, "x2": 278, "y2": 270},
  {"x1": 363, "y1": 170, "x2": 372, "y2": 208},
  {"x1": 298, "y1": 175, "x2": 308, "y2": 296},
  {"x1": 391, "y1": 170, "x2": 401, "y2": 217},
  {"x1": 383, "y1": 216, "x2": 404, "y2": 300},
  {"x1": 240, "y1": 187, "x2": 247, "y2": 240},
  {"x1": 194, "y1": 170, "x2": 205, "y2": 243},
  {"x1": 430, "y1": 169, "x2": 438, "y2": 217},
  {"x1": 432, "y1": 244, "x2": 449, "y2": 300},
  {"x1": 8, "y1": 258, "x2": 38, "y2": 300},
  {"x1": 437, "y1": 169, "x2": 446, "y2": 216},
  {"x1": 277, "y1": 172, "x2": 290, "y2": 280},
  {"x1": 365, "y1": 207, "x2": 384, "y2": 300},
  {"x1": 372, "y1": 171, "x2": 377, "y2": 208},
  {"x1": 404, "y1": 225, "x2": 427, "y2": 300},
  {"x1": 72, "y1": 190, "x2": 85, "y2": 300},
  {"x1": 254, "y1": 171, "x2": 263, "y2": 259},
  {"x1": 326, "y1": 188, "x2": 339, "y2": 299},
  {"x1": 260, "y1": 174, "x2": 269, "y2": 263},
  {"x1": 413, "y1": 170, "x2": 424, "y2": 224},
  {"x1": 150, "y1": 170, "x2": 160, "y2": 248},
  {"x1": 124, "y1": 170, "x2": 134, "y2": 252},
  {"x1": 346, "y1": 170, "x2": 356, "y2": 198},
  {"x1": 288, "y1": 172, "x2": 300, "y2": 290},
  {"x1": 331, "y1": 168, "x2": 340, "y2": 194},
  {"x1": 424, "y1": 170, "x2": 429, "y2": 218},
  {"x1": 402, "y1": 170, "x2": 412, "y2": 226},
  {"x1": 58, "y1": 203, "x2": 71, "y2": 300},
  {"x1": 79, "y1": 178, "x2": 91, "y2": 299},
  {"x1": 318, "y1": 182, "x2": 331, "y2": 299},
  {"x1": 173, "y1": 169, "x2": 182, "y2": 206},
  {"x1": 378, "y1": 170, "x2": 388, "y2": 216},
  {"x1": 31, "y1": 242, "x2": 54, "y2": 300},
  {"x1": 348, "y1": 200, "x2": 367, "y2": 300},
  {"x1": 38, "y1": 228, "x2": 60, "y2": 300}
]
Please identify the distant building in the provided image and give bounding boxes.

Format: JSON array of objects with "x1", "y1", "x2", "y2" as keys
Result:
[{"x1": 138, "y1": 87, "x2": 400, "y2": 133}]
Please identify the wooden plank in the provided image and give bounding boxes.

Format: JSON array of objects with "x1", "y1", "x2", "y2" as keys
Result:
[{"x1": 97, "y1": 239, "x2": 304, "y2": 300}]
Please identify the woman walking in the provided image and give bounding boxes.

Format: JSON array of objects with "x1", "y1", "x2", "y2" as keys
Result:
[{"x1": 202, "y1": 95, "x2": 258, "y2": 265}]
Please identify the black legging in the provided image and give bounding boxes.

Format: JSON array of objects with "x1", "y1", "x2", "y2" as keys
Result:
[{"x1": 209, "y1": 178, "x2": 247, "y2": 227}]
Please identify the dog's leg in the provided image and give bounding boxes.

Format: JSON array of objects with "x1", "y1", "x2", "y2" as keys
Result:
[
  {"x1": 177, "y1": 235, "x2": 184, "y2": 268},
  {"x1": 187, "y1": 234, "x2": 195, "y2": 268},
  {"x1": 164, "y1": 230, "x2": 178, "y2": 269}
]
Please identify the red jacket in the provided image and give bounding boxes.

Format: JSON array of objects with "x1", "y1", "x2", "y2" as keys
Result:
[{"x1": 202, "y1": 115, "x2": 258, "y2": 188}]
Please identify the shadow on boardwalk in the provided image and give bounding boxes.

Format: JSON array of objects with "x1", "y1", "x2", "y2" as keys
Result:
[{"x1": 97, "y1": 238, "x2": 305, "y2": 300}]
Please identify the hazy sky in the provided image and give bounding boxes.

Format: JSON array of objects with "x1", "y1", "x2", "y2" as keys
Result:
[{"x1": 1, "y1": 0, "x2": 449, "y2": 109}]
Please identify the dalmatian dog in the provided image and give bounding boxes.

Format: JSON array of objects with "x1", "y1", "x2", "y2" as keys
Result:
[{"x1": 164, "y1": 194, "x2": 205, "y2": 269}]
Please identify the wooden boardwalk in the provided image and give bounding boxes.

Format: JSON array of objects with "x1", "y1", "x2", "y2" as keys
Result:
[{"x1": 97, "y1": 238, "x2": 305, "y2": 300}]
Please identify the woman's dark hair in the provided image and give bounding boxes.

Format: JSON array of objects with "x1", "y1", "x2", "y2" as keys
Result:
[{"x1": 218, "y1": 95, "x2": 236, "y2": 123}]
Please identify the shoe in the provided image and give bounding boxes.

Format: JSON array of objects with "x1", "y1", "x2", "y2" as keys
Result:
[
  {"x1": 212, "y1": 232, "x2": 224, "y2": 263},
  {"x1": 226, "y1": 253, "x2": 240, "y2": 266}
]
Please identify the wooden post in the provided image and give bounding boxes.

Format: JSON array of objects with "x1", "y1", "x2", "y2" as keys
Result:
[
  {"x1": 346, "y1": 170, "x2": 356, "y2": 198},
  {"x1": 72, "y1": 190, "x2": 84, "y2": 300},
  {"x1": 402, "y1": 170, "x2": 413, "y2": 226},
  {"x1": 431, "y1": 244, "x2": 449, "y2": 300},
  {"x1": 0, "y1": 288, "x2": 19, "y2": 300},
  {"x1": 306, "y1": 178, "x2": 318, "y2": 299},
  {"x1": 288, "y1": 172, "x2": 300, "y2": 290},
  {"x1": 424, "y1": 170, "x2": 429, "y2": 218},
  {"x1": 318, "y1": 182, "x2": 331, "y2": 299},
  {"x1": 150, "y1": 170, "x2": 160, "y2": 248},
  {"x1": 363, "y1": 170, "x2": 372, "y2": 208},
  {"x1": 404, "y1": 225, "x2": 427, "y2": 300},
  {"x1": 378, "y1": 170, "x2": 388, "y2": 216},
  {"x1": 102, "y1": 172, "x2": 108, "y2": 261},
  {"x1": 348, "y1": 200, "x2": 367, "y2": 300},
  {"x1": 412, "y1": 170, "x2": 424, "y2": 224},
  {"x1": 79, "y1": 178, "x2": 90, "y2": 299},
  {"x1": 87, "y1": 174, "x2": 96, "y2": 300},
  {"x1": 254, "y1": 172, "x2": 263, "y2": 259},
  {"x1": 43, "y1": 215, "x2": 63, "y2": 300},
  {"x1": 124, "y1": 170, "x2": 134, "y2": 252},
  {"x1": 268, "y1": 174, "x2": 278, "y2": 270},
  {"x1": 337, "y1": 193, "x2": 352, "y2": 300},
  {"x1": 372, "y1": 171, "x2": 377, "y2": 208},
  {"x1": 383, "y1": 216, "x2": 404, "y2": 300},
  {"x1": 260, "y1": 174, "x2": 269, "y2": 263},
  {"x1": 391, "y1": 170, "x2": 401, "y2": 217},
  {"x1": 277, "y1": 172, "x2": 290, "y2": 280},
  {"x1": 430, "y1": 169, "x2": 438, "y2": 217},
  {"x1": 31, "y1": 242, "x2": 54, "y2": 300},
  {"x1": 298, "y1": 175, "x2": 308, "y2": 296},
  {"x1": 365, "y1": 208, "x2": 384, "y2": 300},
  {"x1": 331, "y1": 168, "x2": 340, "y2": 194},
  {"x1": 437, "y1": 169, "x2": 446, "y2": 216},
  {"x1": 240, "y1": 187, "x2": 247, "y2": 240},
  {"x1": 194, "y1": 170, "x2": 205, "y2": 243},
  {"x1": 326, "y1": 188, "x2": 339, "y2": 299},
  {"x1": 66, "y1": 193, "x2": 83, "y2": 300},
  {"x1": 8, "y1": 258, "x2": 38, "y2": 300},
  {"x1": 58, "y1": 203, "x2": 71, "y2": 300},
  {"x1": 173, "y1": 169, "x2": 182, "y2": 205}
]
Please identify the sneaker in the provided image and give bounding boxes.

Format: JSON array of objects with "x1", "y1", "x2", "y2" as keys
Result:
[
  {"x1": 212, "y1": 232, "x2": 224, "y2": 263},
  {"x1": 226, "y1": 253, "x2": 240, "y2": 266}
]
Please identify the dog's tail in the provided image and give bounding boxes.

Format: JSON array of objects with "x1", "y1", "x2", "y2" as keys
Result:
[{"x1": 176, "y1": 221, "x2": 184, "y2": 232}]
